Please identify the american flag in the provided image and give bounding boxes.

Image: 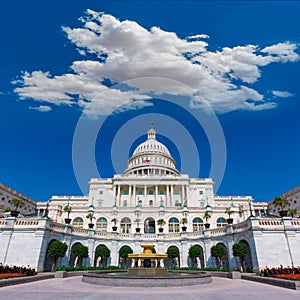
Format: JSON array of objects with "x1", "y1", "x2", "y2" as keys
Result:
[{"x1": 143, "y1": 159, "x2": 151, "y2": 164}]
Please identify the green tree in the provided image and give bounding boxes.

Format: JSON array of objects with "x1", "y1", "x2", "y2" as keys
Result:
[
  {"x1": 167, "y1": 246, "x2": 180, "y2": 268},
  {"x1": 287, "y1": 208, "x2": 298, "y2": 217},
  {"x1": 272, "y1": 197, "x2": 289, "y2": 212},
  {"x1": 86, "y1": 212, "x2": 95, "y2": 223},
  {"x1": 95, "y1": 245, "x2": 110, "y2": 267},
  {"x1": 225, "y1": 207, "x2": 234, "y2": 218},
  {"x1": 47, "y1": 240, "x2": 68, "y2": 272},
  {"x1": 119, "y1": 246, "x2": 133, "y2": 267},
  {"x1": 11, "y1": 198, "x2": 24, "y2": 210},
  {"x1": 211, "y1": 244, "x2": 226, "y2": 268},
  {"x1": 63, "y1": 205, "x2": 72, "y2": 219},
  {"x1": 189, "y1": 245, "x2": 202, "y2": 268},
  {"x1": 72, "y1": 243, "x2": 88, "y2": 267},
  {"x1": 232, "y1": 242, "x2": 247, "y2": 272},
  {"x1": 203, "y1": 211, "x2": 211, "y2": 223}
]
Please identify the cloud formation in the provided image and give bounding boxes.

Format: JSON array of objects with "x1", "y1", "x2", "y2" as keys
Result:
[
  {"x1": 13, "y1": 10, "x2": 299, "y2": 115},
  {"x1": 29, "y1": 105, "x2": 52, "y2": 112},
  {"x1": 272, "y1": 90, "x2": 294, "y2": 98}
]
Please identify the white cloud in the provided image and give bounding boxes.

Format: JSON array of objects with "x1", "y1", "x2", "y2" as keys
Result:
[
  {"x1": 13, "y1": 10, "x2": 299, "y2": 115},
  {"x1": 272, "y1": 90, "x2": 294, "y2": 98},
  {"x1": 29, "y1": 105, "x2": 52, "y2": 112}
]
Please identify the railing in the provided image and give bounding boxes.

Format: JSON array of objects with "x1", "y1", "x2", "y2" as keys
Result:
[
  {"x1": 258, "y1": 220, "x2": 283, "y2": 227},
  {"x1": 49, "y1": 222, "x2": 66, "y2": 232},
  {"x1": 209, "y1": 227, "x2": 227, "y2": 236},
  {"x1": 185, "y1": 231, "x2": 204, "y2": 238},
  {"x1": 233, "y1": 220, "x2": 251, "y2": 232},
  {"x1": 15, "y1": 219, "x2": 39, "y2": 226},
  {"x1": 71, "y1": 227, "x2": 90, "y2": 235},
  {"x1": 0, "y1": 220, "x2": 7, "y2": 226}
]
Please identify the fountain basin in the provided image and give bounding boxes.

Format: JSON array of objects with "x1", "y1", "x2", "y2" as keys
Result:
[{"x1": 82, "y1": 270, "x2": 212, "y2": 287}]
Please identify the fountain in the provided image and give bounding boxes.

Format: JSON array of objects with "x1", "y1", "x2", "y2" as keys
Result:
[{"x1": 82, "y1": 244, "x2": 212, "y2": 287}]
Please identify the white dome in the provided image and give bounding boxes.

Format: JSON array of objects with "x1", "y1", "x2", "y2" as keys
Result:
[{"x1": 124, "y1": 124, "x2": 179, "y2": 176}]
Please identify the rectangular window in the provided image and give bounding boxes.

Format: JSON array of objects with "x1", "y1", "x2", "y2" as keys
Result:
[
  {"x1": 123, "y1": 191, "x2": 128, "y2": 195},
  {"x1": 199, "y1": 191, "x2": 203, "y2": 195},
  {"x1": 159, "y1": 191, "x2": 165, "y2": 195},
  {"x1": 173, "y1": 190, "x2": 179, "y2": 195},
  {"x1": 99, "y1": 190, "x2": 103, "y2": 195},
  {"x1": 98, "y1": 201, "x2": 103, "y2": 207},
  {"x1": 199, "y1": 201, "x2": 204, "y2": 207},
  {"x1": 148, "y1": 191, "x2": 154, "y2": 195},
  {"x1": 138, "y1": 191, "x2": 143, "y2": 195}
]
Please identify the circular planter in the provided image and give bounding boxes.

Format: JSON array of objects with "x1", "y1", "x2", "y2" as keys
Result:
[
  {"x1": 88, "y1": 223, "x2": 94, "y2": 229},
  {"x1": 279, "y1": 210, "x2": 288, "y2": 217},
  {"x1": 204, "y1": 223, "x2": 210, "y2": 229},
  {"x1": 112, "y1": 226, "x2": 118, "y2": 231},
  {"x1": 158, "y1": 228, "x2": 164, "y2": 233},
  {"x1": 135, "y1": 228, "x2": 141, "y2": 233},
  {"x1": 181, "y1": 226, "x2": 187, "y2": 231}
]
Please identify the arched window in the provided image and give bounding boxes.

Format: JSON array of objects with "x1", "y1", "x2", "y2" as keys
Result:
[
  {"x1": 168, "y1": 217, "x2": 179, "y2": 232},
  {"x1": 138, "y1": 200, "x2": 142, "y2": 207},
  {"x1": 120, "y1": 217, "x2": 131, "y2": 233},
  {"x1": 73, "y1": 217, "x2": 83, "y2": 228},
  {"x1": 217, "y1": 217, "x2": 227, "y2": 227},
  {"x1": 149, "y1": 200, "x2": 153, "y2": 207},
  {"x1": 192, "y1": 217, "x2": 204, "y2": 231},
  {"x1": 96, "y1": 217, "x2": 107, "y2": 232},
  {"x1": 123, "y1": 200, "x2": 127, "y2": 207}
]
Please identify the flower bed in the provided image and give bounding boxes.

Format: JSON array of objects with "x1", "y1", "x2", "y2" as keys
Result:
[
  {"x1": 273, "y1": 274, "x2": 300, "y2": 281},
  {"x1": 0, "y1": 263, "x2": 36, "y2": 280},
  {"x1": 0, "y1": 273, "x2": 26, "y2": 280},
  {"x1": 259, "y1": 265, "x2": 300, "y2": 281}
]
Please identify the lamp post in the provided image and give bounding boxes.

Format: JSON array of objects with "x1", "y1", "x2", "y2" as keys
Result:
[{"x1": 248, "y1": 199, "x2": 254, "y2": 218}]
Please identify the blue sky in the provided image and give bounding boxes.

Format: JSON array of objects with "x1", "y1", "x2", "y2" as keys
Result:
[{"x1": 1, "y1": 1, "x2": 300, "y2": 202}]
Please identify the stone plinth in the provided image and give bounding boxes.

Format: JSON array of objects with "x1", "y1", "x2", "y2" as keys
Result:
[{"x1": 128, "y1": 267, "x2": 167, "y2": 276}]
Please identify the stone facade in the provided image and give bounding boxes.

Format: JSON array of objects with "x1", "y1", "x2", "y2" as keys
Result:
[{"x1": 0, "y1": 125, "x2": 299, "y2": 272}]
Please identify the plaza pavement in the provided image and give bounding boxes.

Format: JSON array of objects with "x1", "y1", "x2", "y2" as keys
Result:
[{"x1": 0, "y1": 276, "x2": 299, "y2": 300}]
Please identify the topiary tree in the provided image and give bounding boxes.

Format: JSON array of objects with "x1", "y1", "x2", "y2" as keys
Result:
[
  {"x1": 211, "y1": 244, "x2": 226, "y2": 268},
  {"x1": 95, "y1": 245, "x2": 110, "y2": 267},
  {"x1": 167, "y1": 246, "x2": 180, "y2": 268},
  {"x1": 232, "y1": 242, "x2": 247, "y2": 272},
  {"x1": 119, "y1": 246, "x2": 133, "y2": 267},
  {"x1": 72, "y1": 243, "x2": 88, "y2": 267},
  {"x1": 47, "y1": 240, "x2": 68, "y2": 272},
  {"x1": 189, "y1": 245, "x2": 202, "y2": 268}
]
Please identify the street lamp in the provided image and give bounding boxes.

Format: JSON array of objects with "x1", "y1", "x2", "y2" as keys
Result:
[{"x1": 248, "y1": 199, "x2": 254, "y2": 218}]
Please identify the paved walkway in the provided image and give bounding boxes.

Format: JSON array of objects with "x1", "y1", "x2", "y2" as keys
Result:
[{"x1": 0, "y1": 276, "x2": 299, "y2": 300}]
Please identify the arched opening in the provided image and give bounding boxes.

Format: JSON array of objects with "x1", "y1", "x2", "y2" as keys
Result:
[
  {"x1": 69, "y1": 242, "x2": 87, "y2": 267},
  {"x1": 94, "y1": 244, "x2": 111, "y2": 267},
  {"x1": 96, "y1": 217, "x2": 107, "y2": 232},
  {"x1": 211, "y1": 243, "x2": 229, "y2": 269},
  {"x1": 119, "y1": 245, "x2": 133, "y2": 267},
  {"x1": 43, "y1": 239, "x2": 61, "y2": 271},
  {"x1": 216, "y1": 217, "x2": 226, "y2": 227},
  {"x1": 165, "y1": 246, "x2": 180, "y2": 268},
  {"x1": 72, "y1": 217, "x2": 84, "y2": 228},
  {"x1": 144, "y1": 217, "x2": 155, "y2": 233},
  {"x1": 192, "y1": 217, "x2": 204, "y2": 231},
  {"x1": 120, "y1": 217, "x2": 131, "y2": 233},
  {"x1": 168, "y1": 217, "x2": 179, "y2": 232},
  {"x1": 240, "y1": 240, "x2": 253, "y2": 272},
  {"x1": 188, "y1": 244, "x2": 204, "y2": 268}
]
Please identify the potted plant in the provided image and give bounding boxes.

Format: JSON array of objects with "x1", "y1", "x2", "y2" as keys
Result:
[
  {"x1": 10, "y1": 198, "x2": 24, "y2": 217},
  {"x1": 225, "y1": 207, "x2": 234, "y2": 224},
  {"x1": 204, "y1": 211, "x2": 211, "y2": 229},
  {"x1": 63, "y1": 205, "x2": 72, "y2": 224},
  {"x1": 157, "y1": 218, "x2": 166, "y2": 232},
  {"x1": 134, "y1": 218, "x2": 141, "y2": 233},
  {"x1": 86, "y1": 212, "x2": 95, "y2": 229},
  {"x1": 272, "y1": 197, "x2": 289, "y2": 217},
  {"x1": 111, "y1": 218, "x2": 118, "y2": 231},
  {"x1": 181, "y1": 217, "x2": 188, "y2": 231},
  {"x1": 287, "y1": 208, "x2": 298, "y2": 218}
]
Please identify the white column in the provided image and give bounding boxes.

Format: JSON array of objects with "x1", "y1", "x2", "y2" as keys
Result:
[
  {"x1": 181, "y1": 185, "x2": 185, "y2": 205},
  {"x1": 166, "y1": 185, "x2": 169, "y2": 207},
  {"x1": 117, "y1": 185, "x2": 121, "y2": 206},
  {"x1": 155, "y1": 185, "x2": 158, "y2": 206},
  {"x1": 128, "y1": 185, "x2": 132, "y2": 206},
  {"x1": 113, "y1": 185, "x2": 116, "y2": 205},
  {"x1": 133, "y1": 185, "x2": 136, "y2": 205},
  {"x1": 170, "y1": 185, "x2": 174, "y2": 206},
  {"x1": 144, "y1": 185, "x2": 147, "y2": 203}
]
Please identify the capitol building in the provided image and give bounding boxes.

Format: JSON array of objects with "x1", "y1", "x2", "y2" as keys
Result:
[{"x1": 0, "y1": 125, "x2": 300, "y2": 272}]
